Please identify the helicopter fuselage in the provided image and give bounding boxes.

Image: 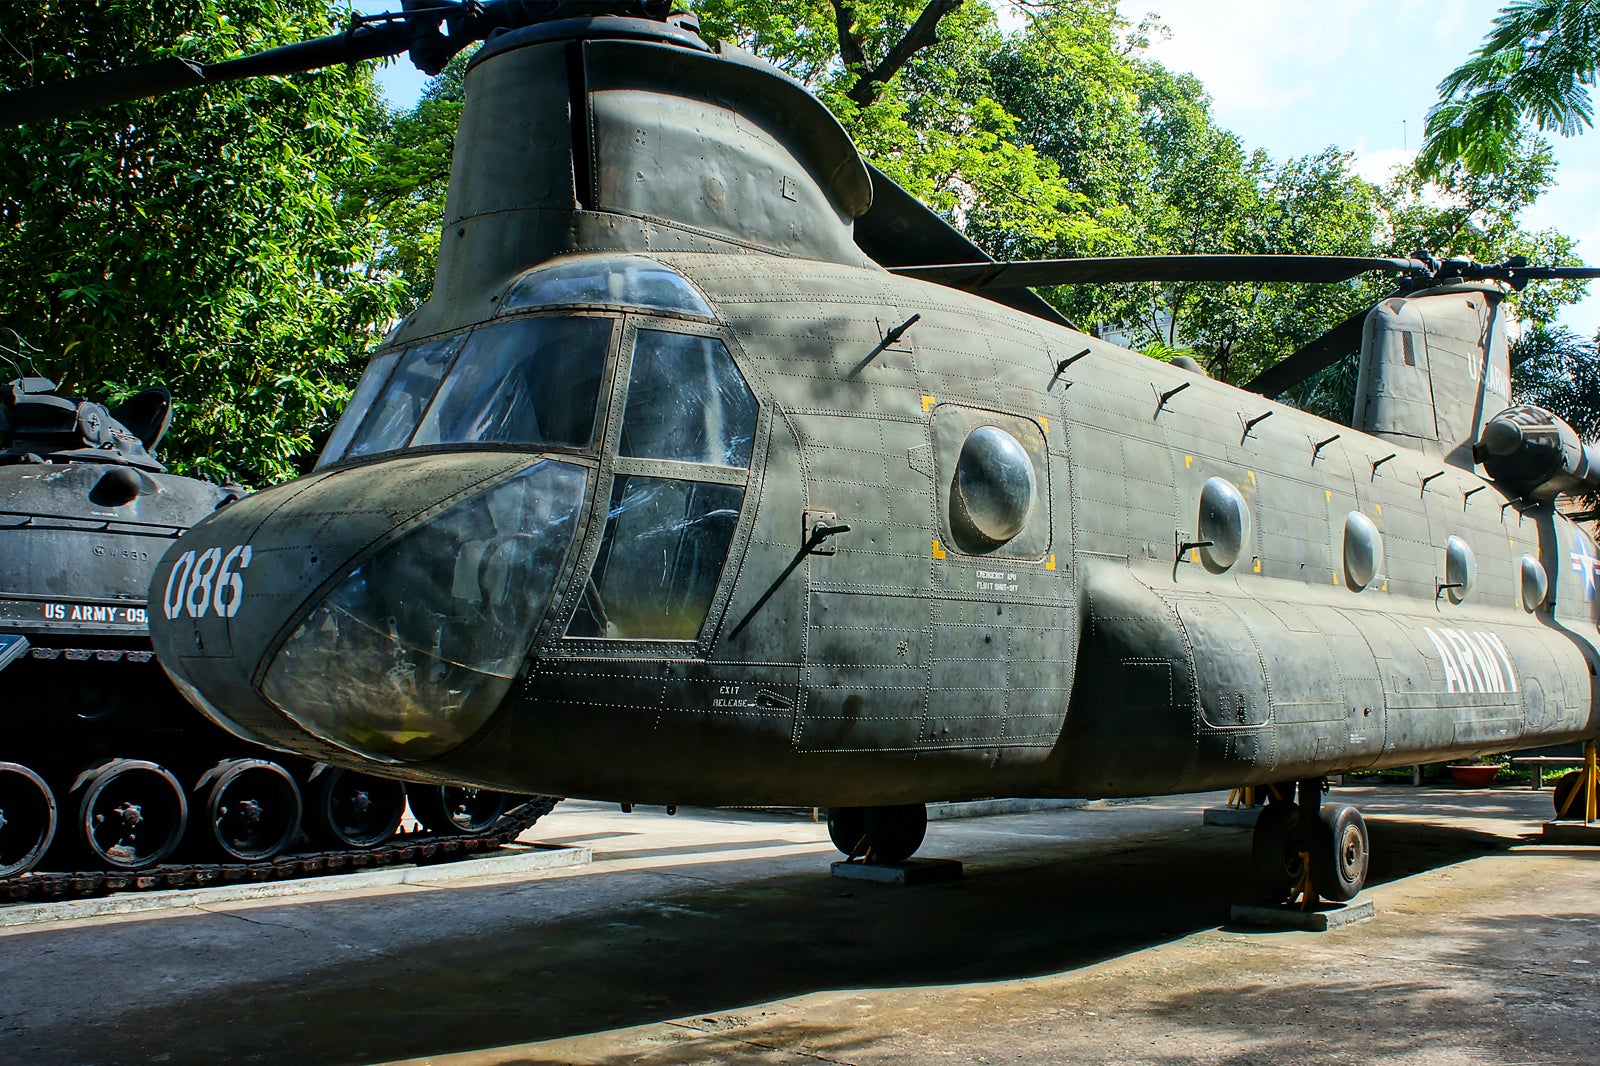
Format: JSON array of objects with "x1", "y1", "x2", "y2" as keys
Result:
[
  {"x1": 149, "y1": 250, "x2": 1600, "y2": 806},
  {"x1": 144, "y1": 13, "x2": 1600, "y2": 809}
]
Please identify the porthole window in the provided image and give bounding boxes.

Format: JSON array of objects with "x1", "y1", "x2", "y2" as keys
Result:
[
  {"x1": 1521, "y1": 554, "x2": 1548, "y2": 611},
  {"x1": 1343, "y1": 511, "x2": 1383, "y2": 589},
  {"x1": 1197, "y1": 477, "x2": 1250, "y2": 571},
  {"x1": 930, "y1": 406, "x2": 1049, "y2": 559},
  {"x1": 951, "y1": 426, "x2": 1036, "y2": 550},
  {"x1": 1445, "y1": 536, "x2": 1475, "y2": 604}
]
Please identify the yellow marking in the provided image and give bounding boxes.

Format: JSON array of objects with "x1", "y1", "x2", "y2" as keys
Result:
[
  {"x1": 1247, "y1": 470, "x2": 1257, "y2": 486},
  {"x1": 1382, "y1": 579, "x2": 1389, "y2": 592},
  {"x1": 1332, "y1": 571, "x2": 1340, "y2": 586},
  {"x1": 1375, "y1": 503, "x2": 1382, "y2": 516},
  {"x1": 1253, "y1": 558, "x2": 1262, "y2": 574},
  {"x1": 1184, "y1": 455, "x2": 1193, "y2": 469},
  {"x1": 921, "y1": 395, "x2": 936, "y2": 412},
  {"x1": 1039, "y1": 416, "x2": 1049, "y2": 434},
  {"x1": 1191, "y1": 548, "x2": 1201, "y2": 563},
  {"x1": 1046, "y1": 553, "x2": 1057, "y2": 571},
  {"x1": 932, "y1": 538, "x2": 946, "y2": 559},
  {"x1": 1325, "y1": 490, "x2": 1333, "y2": 502}
]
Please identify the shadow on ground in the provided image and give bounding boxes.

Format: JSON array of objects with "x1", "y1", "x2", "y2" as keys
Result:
[{"x1": 2, "y1": 804, "x2": 1541, "y2": 1066}]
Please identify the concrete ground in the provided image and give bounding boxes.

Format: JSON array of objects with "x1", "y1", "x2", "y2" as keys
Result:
[{"x1": 0, "y1": 785, "x2": 1596, "y2": 1066}]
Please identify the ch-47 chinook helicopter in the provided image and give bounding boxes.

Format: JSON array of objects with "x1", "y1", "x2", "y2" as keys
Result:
[{"x1": 10, "y1": 0, "x2": 1600, "y2": 907}]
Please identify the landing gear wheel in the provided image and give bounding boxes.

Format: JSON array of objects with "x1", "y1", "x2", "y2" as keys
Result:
[
  {"x1": 0, "y1": 763, "x2": 57, "y2": 877},
  {"x1": 195, "y1": 759, "x2": 302, "y2": 861},
  {"x1": 1308, "y1": 804, "x2": 1370, "y2": 902},
  {"x1": 72, "y1": 759, "x2": 187, "y2": 869},
  {"x1": 1250, "y1": 799, "x2": 1303, "y2": 903},
  {"x1": 826, "y1": 807, "x2": 867, "y2": 857},
  {"x1": 1552, "y1": 770, "x2": 1587, "y2": 820},
  {"x1": 863, "y1": 804, "x2": 927, "y2": 862},
  {"x1": 303, "y1": 766, "x2": 405, "y2": 849},
  {"x1": 409, "y1": 785, "x2": 511, "y2": 835}
]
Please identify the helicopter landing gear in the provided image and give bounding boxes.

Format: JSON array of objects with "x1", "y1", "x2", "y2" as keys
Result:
[
  {"x1": 1250, "y1": 777, "x2": 1370, "y2": 905},
  {"x1": 827, "y1": 803, "x2": 928, "y2": 863}
]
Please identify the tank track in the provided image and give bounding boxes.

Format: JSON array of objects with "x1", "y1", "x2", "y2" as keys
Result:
[{"x1": 0, "y1": 794, "x2": 561, "y2": 904}]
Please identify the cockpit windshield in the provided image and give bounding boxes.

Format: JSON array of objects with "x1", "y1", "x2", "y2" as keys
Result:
[
  {"x1": 320, "y1": 317, "x2": 612, "y2": 465},
  {"x1": 411, "y1": 317, "x2": 609, "y2": 449}
]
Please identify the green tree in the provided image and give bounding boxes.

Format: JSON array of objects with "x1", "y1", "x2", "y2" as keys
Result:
[
  {"x1": 1512, "y1": 324, "x2": 1600, "y2": 440},
  {"x1": 346, "y1": 49, "x2": 476, "y2": 315},
  {"x1": 693, "y1": 0, "x2": 1083, "y2": 245},
  {"x1": 1420, "y1": 0, "x2": 1600, "y2": 176},
  {"x1": 0, "y1": 0, "x2": 406, "y2": 485}
]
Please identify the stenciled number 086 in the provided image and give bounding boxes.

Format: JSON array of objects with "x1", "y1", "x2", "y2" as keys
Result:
[{"x1": 163, "y1": 545, "x2": 253, "y2": 620}]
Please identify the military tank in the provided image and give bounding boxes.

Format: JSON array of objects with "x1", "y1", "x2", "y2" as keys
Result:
[{"x1": 0, "y1": 367, "x2": 555, "y2": 894}]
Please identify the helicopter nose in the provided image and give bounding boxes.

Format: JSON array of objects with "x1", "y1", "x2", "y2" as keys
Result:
[{"x1": 151, "y1": 453, "x2": 588, "y2": 765}]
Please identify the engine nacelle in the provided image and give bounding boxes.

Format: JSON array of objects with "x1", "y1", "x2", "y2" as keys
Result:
[{"x1": 1476, "y1": 404, "x2": 1600, "y2": 501}]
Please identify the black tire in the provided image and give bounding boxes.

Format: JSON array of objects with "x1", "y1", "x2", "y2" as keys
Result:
[
  {"x1": 72, "y1": 759, "x2": 187, "y2": 870},
  {"x1": 1251, "y1": 799, "x2": 1303, "y2": 903},
  {"x1": 303, "y1": 765, "x2": 405, "y2": 849},
  {"x1": 863, "y1": 804, "x2": 928, "y2": 863},
  {"x1": 1552, "y1": 770, "x2": 1588, "y2": 820},
  {"x1": 409, "y1": 785, "x2": 511, "y2": 835},
  {"x1": 1308, "y1": 804, "x2": 1370, "y2": 902},
  {"x1": 195, "y1": 759, "x2": 302, "y2": 861},
  {"x1": 0, "y1": 762, "x2": 57, "y2": 878},
  {"x1": 827, "y1": 807, "x2": 867, "y2": 857}
]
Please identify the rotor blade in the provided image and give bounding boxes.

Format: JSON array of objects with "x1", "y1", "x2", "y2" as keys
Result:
[
  {"x1": 855, "y1": 164, "x2": 1073, "y2": 329},
  {"x1": 892, "y1": 255, "x2": 1431, "y2": 289},
  {"x1": 1509, "y1": 265, "x2": 1600, "y2": 281},
  {"x1": 4, "y1": 58, "x2": 206, "y2": 124},
  {"x1": 4, "y1": 20, "x2": 417, "y2": 125},
  {"x1": 1239, "y1": 295, "x2": 1396, "y2": 397}
]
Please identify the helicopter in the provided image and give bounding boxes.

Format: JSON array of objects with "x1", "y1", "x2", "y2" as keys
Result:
[{"x1": 8, "y1": 0, "x2": 1600, "y2": 907}]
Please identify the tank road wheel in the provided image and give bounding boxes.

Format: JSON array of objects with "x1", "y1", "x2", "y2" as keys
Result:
[
  {"x1": 1552, "y1": 770, "x2": 1586, "y2": 820},
  {"x1": 195, "y1": 759, "x2": 303, "y2": 861},
  {"x1": 72, "y1": 759, "x2": 187, "y2": 870},
  {"x1": 304, "y1": 766, "x2": 405, "y2": 849},
  {"x1": 1250, "y1": 800, "x2": 1304, "y2": 903},
  {"x1": 0, "y1": 763, "x2": 57, "y2": 878},
  {"x1": 826, "y1": 807, "x2": 868, "y2": 857},
  {"x1": 1309, "y1": 804, "x2": 1370, "y2": 902},
  {"x1": 409, "y1": 785, "x2": 511, "y2": 835}
]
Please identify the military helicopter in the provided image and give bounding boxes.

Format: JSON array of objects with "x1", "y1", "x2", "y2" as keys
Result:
[{"x1": 10, "y1": 0, "x2": 1600, "y2": 907}]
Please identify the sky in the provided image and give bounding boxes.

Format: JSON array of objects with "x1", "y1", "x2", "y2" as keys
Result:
[{"x1": 366, "y1": 0, "x2": 1600, "y2": 338}]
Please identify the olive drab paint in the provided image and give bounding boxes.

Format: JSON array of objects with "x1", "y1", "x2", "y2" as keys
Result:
[{"x1": 133, "y1": 11, "x2": 1600, "y2": 809}]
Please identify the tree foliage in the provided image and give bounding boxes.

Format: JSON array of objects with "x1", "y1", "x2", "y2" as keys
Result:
[
  {"x1": 0, "y1": 0, "x2": 406, "y2": 485},
  {"x1": 1420, "y1": 0, "x2": 1600, "y2": 176}
]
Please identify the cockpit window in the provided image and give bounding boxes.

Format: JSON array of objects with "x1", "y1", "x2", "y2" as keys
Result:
[
  {"x1": 565, "y1": 477, "x2": 744, "y2": 640},
  {"x1": 411, "y1": 317, "x2": 611, "y2": 449},
  {"x1": 343, "y1": 336, "x2": 464, "y2": 460},
  {"x1": 501, "y1": 255, "x2": 714, "y2": 318},
  {"x1": 620, "y1": 330, "x2": 757, "y2": 467},
  {"x1": 317, "y1": 349, "x2": 398, "y2": 468}
]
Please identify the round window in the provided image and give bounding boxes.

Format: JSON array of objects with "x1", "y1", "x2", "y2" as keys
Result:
[
  {"x1": 950, "y1": 426, "x2": 1036, "y2": 552},
  {"x1": 1197, "y1": 477, "x2": 1250, "y2": 571},
  {"x1": 1343, "y1": 511, "x2": 1383, "y2": 589},
  {"x1": 1445, "y1": 536, "x2": 1475, "y2": 604}
]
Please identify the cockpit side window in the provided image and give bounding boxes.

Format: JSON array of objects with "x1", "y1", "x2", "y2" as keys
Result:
[
  {"x1": 342, "y1": 336, "x2": 464, "y2": 460},
  {"x1": 565, "y1": 323, "x2": 758, "y2": 643},
  {"x1": 566, "y1": 477, "x2": 744, "y2": 640},
  {"x1": 620, "y1": 331, "x2": 757, "y2": 467},
  {"x1": 411, "y1": 317, "x2": 611, "y2": 449}
]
